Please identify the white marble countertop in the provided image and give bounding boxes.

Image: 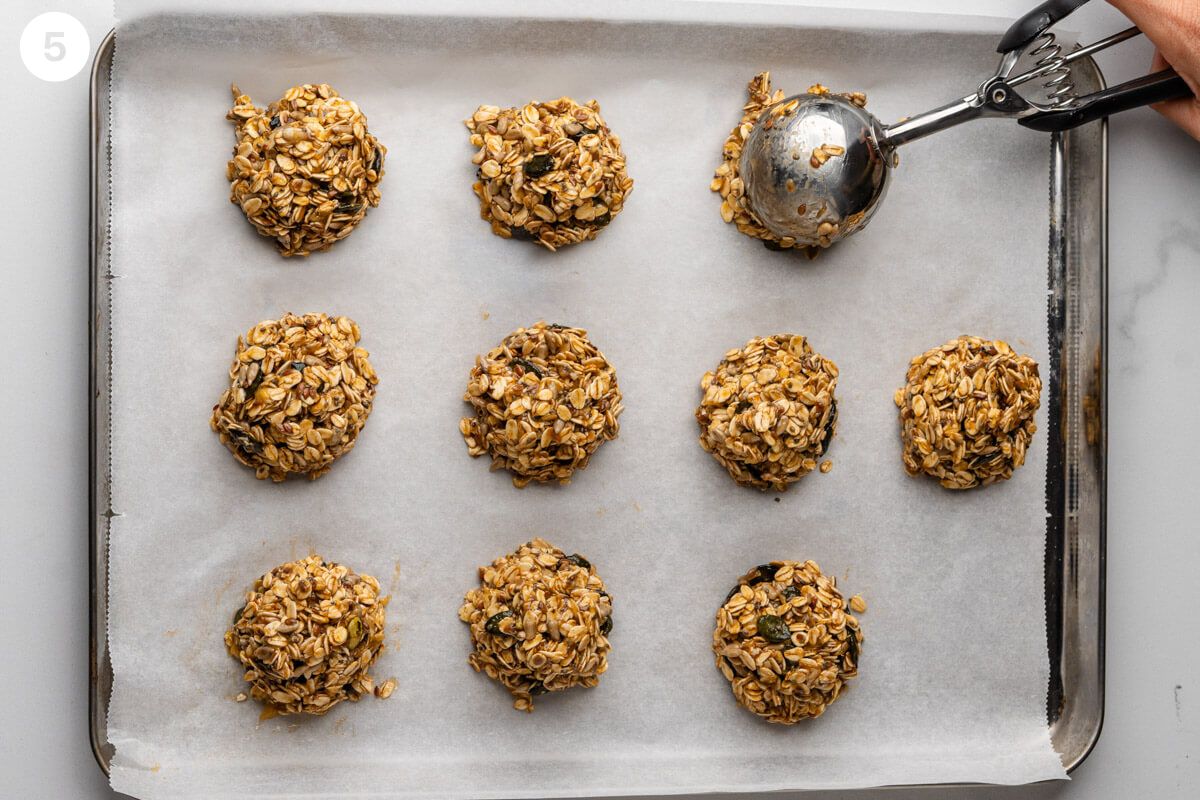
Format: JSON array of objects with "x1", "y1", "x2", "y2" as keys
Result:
[{"x1": 0, "y1": 0, "x2": 1195, "y2": 798}]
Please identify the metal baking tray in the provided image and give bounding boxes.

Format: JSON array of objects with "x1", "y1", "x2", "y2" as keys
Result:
[{"x1": 88, "y1": 20, "x2": 1107, "y2": 788}]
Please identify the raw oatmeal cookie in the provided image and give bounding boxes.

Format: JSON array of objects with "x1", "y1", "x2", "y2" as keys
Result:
[
  {"x1": 713, "y1": 561, "x2": 863, "y2": 724},
  {"x1": 895, "y1": 335, "x2": 1041, "y2": 489},
  {"x1": 696, "y1": 334, "x2": 838, "y2": 491},
  {"x1": 711, "y1": 72, "x2": 869, "y2": 256},
  {"x1": 226, "y1": 83, "x2": 385, "y2": 257},
  {"x1": 459, "y1": 322, "x2": 623, "y2": 488},
  {"x1": 465, "y1": 97, "x2": 633, "y2": 250},
  {"x1": 210, "y1": 312, "x2": 379, "y2": 481},
  {"x1": 459, "y1": 539, "x2": 613, "y2": 712},
  {"x1": 225, "y1": 555, "x2": 393, "y2": 716}
]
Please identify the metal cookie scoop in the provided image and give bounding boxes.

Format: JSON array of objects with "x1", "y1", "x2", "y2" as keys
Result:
[{"x1": 740, "y1": 0, "x2": 1193, "y2": 248}]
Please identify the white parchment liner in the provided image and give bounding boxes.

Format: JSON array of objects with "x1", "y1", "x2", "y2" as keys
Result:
[{"x1": 107, "y1": 1, "x2": 1066, "y2": 796}]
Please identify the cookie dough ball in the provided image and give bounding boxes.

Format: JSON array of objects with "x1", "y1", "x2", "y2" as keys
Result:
[
  {"x1": 696, "y1": 334, "x2": 838, "y2": 490},
  {"x1": 210, "y1": 312, "x2": 379, "y2": 481},
  {"x1": 895, "y1": 335, "x2": 1041, "y2": 489},
  {"x1": 711, "y1": 72, "x2": 869, "y2": 256},
  {"x1": 225, "y1": 555, "x2": 390, "y2": 716},
  {"x1": 465, "y1": 97, "x2": 633, "y2": 250},
  {"x1": 459, "y1": 322, "x2": 622, "y2": 488},
  {"x1": 459, "y1": 539, "x2": 613, "y2": 712},
  {"x1": 713, "y1": 561, "x2": 863, "y2": 724},
  {"x1": 227, "y1": 83, "x2": 385, "y2": 257}
]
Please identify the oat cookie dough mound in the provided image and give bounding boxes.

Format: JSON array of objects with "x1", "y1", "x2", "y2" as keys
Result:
[
  {"x1": 459, "y1": 322, "x2": 623, "y2": 488},
  {"x1": 895, "y1": 335, "x2": 1041, "y2": 489},
  {"x1": 712, "y1": 72, "x2": 869, "y2": 256},
  {"x1": 210, "y1": 312, "x2": 379, "y2": 482},
  {"x1": 696, "y1": 334, "x2": 838, "y2": 491},
  {"x1": 225, "y1": 555, "x2": 393, "y2": 716},
  {"x1": 227, "y1": 83, "x2": 385, "y2": 257},
  {"x1": 465, "y1": 97, "x2": 633, "y2": 250},
  {"x1": 713, "y1": 561, "x2": 863, "y2": 724},
  {"x1": 459, "y1": 539, "x2": 613, "y2": 712}
]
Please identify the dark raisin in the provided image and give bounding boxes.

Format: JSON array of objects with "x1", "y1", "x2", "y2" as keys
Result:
[
  {"x1": 589, "y1": 213, "x2": 612, "y2": 229},
  {"x1": 528, "y1": 681, "x2": 548, "y2": 696},
  {"x1": 568, "y1": 125, "x2": 597, "y2": 141},
  {"x1": 735, "y1": 400, "x2": 752, "y2": 413},
  {"x1": 484, "y1": 610, "x2": 513, "y2": 635},
  {"x1": 600, "y1": 616, "x2": 613, "y2": 636},
  {"x1": 243, "y1": 370, "x2": 264, "y2": 397},
  {"x1": 763, "y1": 238, "x2": 785, "y2": 251},
  {"x1": 564, "y1": 553, "x2": 591, "y2": 570},
  {"x1": 510, "y1": 357, "x2": 544, "y2": 378},
  {"x1": 781, "y1": 586, "x2": 801, "y2": 601},
  {"x1": 523, "y1": 154, "x2": 555, "y2": 178},
  {"x1": 817, "y1": 399, "x2": 838, "y2": 456},
  {"x1": 756, "y1": 614, "x2": 792, "y2": 643},
  {"x1": 746, "y1": 564, "x2": 776, "y2": 585},
  {"x1": 509, "y1": 226, "x2": 536, "y2": 241},
  {"x1": 844, "y1": 626, "x2": 859, "y2": 666}
]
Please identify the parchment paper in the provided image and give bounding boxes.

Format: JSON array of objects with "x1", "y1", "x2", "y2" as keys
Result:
[{"x1": 107, "y1": 1, "x2": 1066, "y2": 797}]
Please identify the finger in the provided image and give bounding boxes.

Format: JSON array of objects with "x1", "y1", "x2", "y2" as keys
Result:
[
  {"x1": 1154, "y1": 97, "x2": 1200, "y2": 141},
  {"x1": 1151, "y1": 47, "x2": 1200, "y2": 97},
  {"x1": 1109, "y1": 0, "x2": 1194, "y2": 68}
]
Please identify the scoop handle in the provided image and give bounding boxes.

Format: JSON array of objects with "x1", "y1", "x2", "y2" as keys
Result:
[
  {"x1": 1019, "y1": 68, "x2": 1192, "y2": 132},
  {"x1": 998, "y1": 0, "x2": 1091, "y2": 53}
]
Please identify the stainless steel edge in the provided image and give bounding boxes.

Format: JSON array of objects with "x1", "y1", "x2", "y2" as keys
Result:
[
  {"x1": 86, "y1": 22, "x2": 1109, "y2": 789},
  {"x1": 1049, "y1": 53, "x2": 1108, "y2": 774},
  {"x1": 89, "y1": 27, "x2": 116, "y2": 778}
]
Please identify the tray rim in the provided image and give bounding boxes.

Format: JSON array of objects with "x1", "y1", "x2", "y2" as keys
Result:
[{"x1": 87, "y1": 17, "x2": 1108, "y2": 790}]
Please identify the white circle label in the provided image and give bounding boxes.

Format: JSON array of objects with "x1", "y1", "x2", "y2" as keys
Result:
[{"x1": 20, "y1": 12, "x2": 90, "y2": 82}]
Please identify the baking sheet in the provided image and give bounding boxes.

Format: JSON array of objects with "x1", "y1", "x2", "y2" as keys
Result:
[{"x1": 106, "y1": 1, "x2": 1066, "y2": 797}]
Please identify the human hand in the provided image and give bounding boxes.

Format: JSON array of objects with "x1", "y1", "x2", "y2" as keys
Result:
[{"x1": 1109, "y1": 0, "x2": 1200, "y2": 139}]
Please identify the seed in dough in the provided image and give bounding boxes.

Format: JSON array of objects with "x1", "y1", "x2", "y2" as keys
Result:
[
  {"x1": 225, "y1": 555, "x2": 390, "y2": 716},
  {"x1": 459, "y1": 539, "x2": 613, "y2": 712},
  {"x1": 894, "y1": 335, "x2": 1041, "y2": 489},
  {"x1": 713, "y1": 560, "x2": 862, "y2": 724},
  {"x1": 696, "y1": 334, "x2": 838, "y2": 491},
  {"x1": 210, "y1": 312, "x2": 379, "y2": 482},
  {"x1": 465, "y1": 97, "x2": 633, "y2": 250},
  {"x1": 459, "y1": 322, "x2": 622, "y2": 488},
  {"x1": 226, "y1": 83, "x2": 385, "y2": 257}
]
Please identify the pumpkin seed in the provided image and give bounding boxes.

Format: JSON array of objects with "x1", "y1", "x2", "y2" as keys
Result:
[
  {"x1": 756, "y1": 614, "x2": 791, "y2": 643},
  {"x1": 269, "y1": 115, "x2": 281, "y2": 129},
  {"x1": 233, "y1": 605, "x2": 246, "y2": 625},
  {"x1": 600, "y1": 616, "x2": 613, "y2": 636},
  {"x1": 346, "y1": 616, "x2": 364, "y2": 649},
  {"x1": 485, "y1": 610, "x2": 513, "y2": 635}
]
